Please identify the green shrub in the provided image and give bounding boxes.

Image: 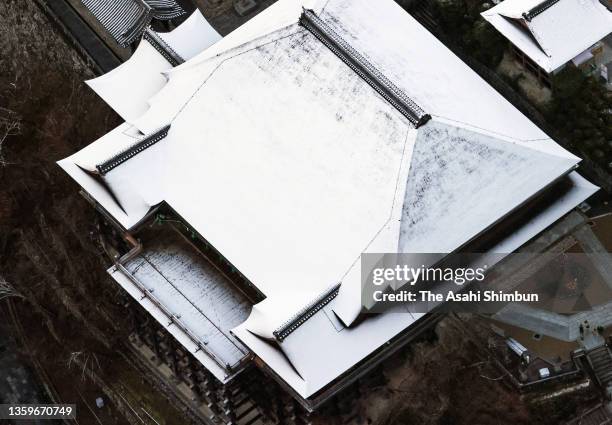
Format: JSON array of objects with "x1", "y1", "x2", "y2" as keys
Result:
[
  {"x1": 432, "y1": 0, "x2": 507, "y2": 68},
  {"x1": 547, "y1": 67, "x2": 612, "y2": 166}
]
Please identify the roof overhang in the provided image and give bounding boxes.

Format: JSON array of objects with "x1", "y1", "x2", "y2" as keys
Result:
[
  {"x1": 482, "y1": 0, "x2": 612, "y2": 73},
  {"x1": 60, "y1": 0, "x2": 599, "y2": 401}
]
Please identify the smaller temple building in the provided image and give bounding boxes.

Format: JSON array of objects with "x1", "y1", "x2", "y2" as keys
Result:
[{"x1": 482, "y1": 0, "x2": 612, "y2": 87}]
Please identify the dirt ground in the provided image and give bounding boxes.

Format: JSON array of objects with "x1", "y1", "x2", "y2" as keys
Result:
[
  {"x1": 0, "y1": 1, "x2": 188, "y2": 424},
  {"x1": 0, "y1": 1, "x2": 602, "y2": 425},
  {"x1": 338, "y1": 315, "x2": 598, "y2": 425}
]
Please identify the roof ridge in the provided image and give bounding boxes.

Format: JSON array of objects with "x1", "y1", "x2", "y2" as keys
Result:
[
  {"x1": 142, "y1": 0, "x2": 185, "y2": 20},
  {"x1": 299, "y1": 9, "x2": 431, "y2": 128},
  {"x1": 273, "y1": 283, "x2": 341, "y2": 342},
  {"x1": 96, "y1": 124, "x2": 171, "y2": 175},
  {"x1": 143, "y1": 28, "x2": 185, "y2": 66},
  {"x1": 522, "y1": 0, "x2": 562, "y2": 21}
]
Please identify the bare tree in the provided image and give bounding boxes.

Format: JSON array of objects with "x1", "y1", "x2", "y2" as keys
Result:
[
  {"x1": 68, "y1": 350, "x2": 102, "y2": 381},
  {"x1": 0, "y1": 106, "x2": 20, "y2": 166},
  {"x1": 0, "y1": 276, "x2": 23, "y2": 301}
]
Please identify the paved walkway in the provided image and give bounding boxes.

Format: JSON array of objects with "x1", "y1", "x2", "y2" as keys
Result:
[
  {"x1": 495, "y1": 301, "x2": 612, "y2": 342},
  {"x1": 574, "y1": 224, "x2": 612, "y2": 291},
  {"x1": 493, "y1": 214, "x2": 612, "y2": 343}
]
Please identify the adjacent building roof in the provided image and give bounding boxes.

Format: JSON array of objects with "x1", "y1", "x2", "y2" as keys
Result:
[
  {"x1": 60, "y1": 0, "x2": 598, "y2": 403},
  {"x1": 153, "y1": 8, "x2": 222, "y2": 61},
  {"x1": 86, "y1": 40, "x2": 173, "y2": 123},
  {"x1": 85, "y1": 10, "x2": 221, "y2": 125},
  {"x1": 109, "y1": 225, "x2": 251, "y2": 382},
  {"x1": 482, "y1": 0, "x2": 612, "y2": 73},
  {"x1": 81, "y1": 0, "x2": 185, "y2": 47}
]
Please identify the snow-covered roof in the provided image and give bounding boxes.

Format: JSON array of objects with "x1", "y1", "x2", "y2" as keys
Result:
[
  {"x1": 85, "y1": 10, "x2": 221, "y2": 125},
  {"x1": 482, "y1": 0, "x2": 612, "y2": 73},
  {"x1": 61, "y1": 0, "x2": 598, "y2": 401},
  {"x1": 154, "y1": 9, "x2": 222, "y2": 61},
  {"x1": 86, "y1": 40, "x2": 173, "y2": 124},
  {"x1": 109, "y1": 225, "x2": 251, "y2": 382}
]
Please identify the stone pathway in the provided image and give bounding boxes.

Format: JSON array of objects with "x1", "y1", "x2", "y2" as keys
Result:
[{"x1": 493, "y1": 215, "x2": 612, "y2": 343}]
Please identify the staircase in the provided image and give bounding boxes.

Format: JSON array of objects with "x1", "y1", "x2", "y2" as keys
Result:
[{"x1": 586, "y1": 345, "x2": 612, "y2": 390}]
